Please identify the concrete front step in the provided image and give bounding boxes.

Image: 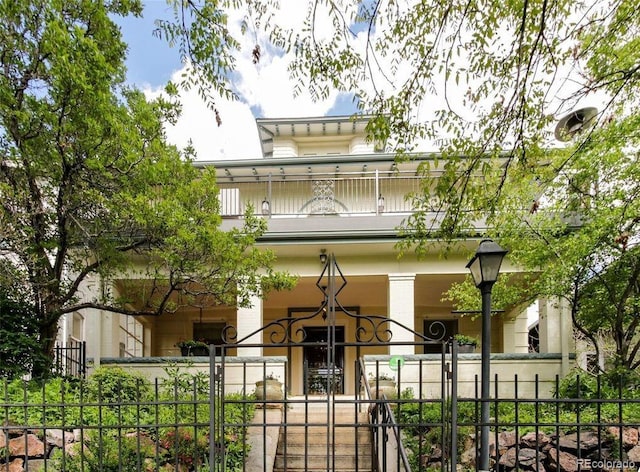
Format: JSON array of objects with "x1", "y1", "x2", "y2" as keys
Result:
[
  {"x1": 275, "y1": 453, "x2": 373, "y2": 470},
  {"x1": 277, "y1": 442, "x2": 372, "y2": 456},
  {"x1": 278, "y1": 426, "x2": 371, "y2": 442},
  {"x1": 274, "y1": 400, "x2": 373, "y2": 472}
]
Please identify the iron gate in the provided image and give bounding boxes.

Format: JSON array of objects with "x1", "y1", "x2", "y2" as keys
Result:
[{"x1": 209, "y1": 254, "x2": 459, "y2": 471}]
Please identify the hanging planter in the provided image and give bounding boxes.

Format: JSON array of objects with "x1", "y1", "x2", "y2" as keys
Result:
[
  {"x1": 176, "y1": 340, "x2": 209, "y2": 357},
  {"x1": 454, "y1": 334, "x2": 478, "y2": 353}
]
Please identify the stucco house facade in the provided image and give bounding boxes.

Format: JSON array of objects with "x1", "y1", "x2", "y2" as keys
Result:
[{"x1": 63, "y1": 115, "x2": 574, "y2": 396}]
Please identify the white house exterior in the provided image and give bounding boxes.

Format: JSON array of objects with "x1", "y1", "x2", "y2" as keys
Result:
[{"x1": 68, "y1": 115, "x2": 574, "y2": 396}]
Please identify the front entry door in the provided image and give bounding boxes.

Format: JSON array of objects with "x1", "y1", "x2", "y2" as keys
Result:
[{"x1": 304, "y1": 326, "x2": 344, "y2": 394}]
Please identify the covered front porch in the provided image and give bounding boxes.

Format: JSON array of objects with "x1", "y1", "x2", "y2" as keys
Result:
[{"x1": 73, "y1": 246, "x2": 574, "y2": 398}]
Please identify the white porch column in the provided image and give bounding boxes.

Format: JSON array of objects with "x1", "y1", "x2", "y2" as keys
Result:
[
  {"x1": 100, "y1": 311, "x2": 121, "y2": 357},
  {"x1": 84, "y1": 308, "x2": 103, "y2": 368},
  {"x1": 558, "y1": 298, "x2": 573, "y2": 375},
  {"x1": 502, "y1": 307, "x2": 530, "y2": 353},
  {"x1": 538, "y1": 297, "x2": 573, "y2": 374},
  {"x1": 388, "y1": 273, "x2": 416, "y2": 355},
  {"x1": 236, "y1": 293, "x2": 263, "y2": 357},
  {"x1": 538, "y1": 298, "x2": 562, "y2": 353},
  {"x1": 77, "y1": 275, "x2": 104, "y2": 368}
]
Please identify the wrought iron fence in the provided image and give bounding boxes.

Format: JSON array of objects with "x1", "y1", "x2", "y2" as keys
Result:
[
  {"x1": 1, "y1": 365, "x2": 639, "y2": 471},
  {"x1": 53, "y1": 340, "x2": 86, "y2": 379},
  {"x1": 0, "y1": 365, "x2": 253, "y2": 472},
  {"x1": 389, "y1": 371, "x2": 640, "y2": 471}
]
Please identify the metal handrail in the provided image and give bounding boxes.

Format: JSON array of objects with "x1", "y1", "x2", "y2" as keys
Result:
[
  {"x1": 358, "y1": 357, "x2": 374, "y2": 400},
  {"x1": 377, "y1": 396, "x2": 412, "y2": 472},
  {"x1": 359, "y1": 358, "x2": 412, "y2": 471}
]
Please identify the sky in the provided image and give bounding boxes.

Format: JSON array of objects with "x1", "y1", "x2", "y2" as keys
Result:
[{"x1": 118, "y1": 1, "x2": 358, "y2": 161}]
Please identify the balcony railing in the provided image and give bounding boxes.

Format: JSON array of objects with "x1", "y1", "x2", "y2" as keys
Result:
[{"x1": 217, "y1": 170, "x2": 425, "y2": 217}]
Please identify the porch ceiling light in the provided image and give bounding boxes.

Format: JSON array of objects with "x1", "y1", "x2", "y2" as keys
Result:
[
  {"x1": 261, "y1": 198, "x2": 270, "y2": 215},
  {"x1": 319, "y1": 249, "x2": 327, "y2": 264},
  {"x1": 465, "y1": 239, "x2": 508, "y2": 288}
]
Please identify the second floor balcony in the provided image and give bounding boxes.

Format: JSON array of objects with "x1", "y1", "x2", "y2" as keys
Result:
[
  {"x1": 217, "y1": 169, "x2": 425, "y2": 218},
  {"x1": 208, "y1": 154, "x2": 494, "y2": 239}
]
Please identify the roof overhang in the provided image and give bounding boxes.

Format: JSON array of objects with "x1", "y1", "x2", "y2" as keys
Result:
[
  {"x1": 195, "y1": 152, "x2": 436, "y2": 180},
  {"x1": 255, "y1": 115, "x2": 373, "y2": 157}
]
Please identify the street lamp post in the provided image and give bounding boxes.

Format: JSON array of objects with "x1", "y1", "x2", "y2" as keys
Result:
[{"x1": 466, "y1": 239, "x2": 508, "y2": 472}]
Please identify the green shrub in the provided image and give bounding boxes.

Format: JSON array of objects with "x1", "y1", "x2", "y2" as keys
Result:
[
  {"x1": 51, "y1": 430, "x2": 160, "y2": 471},
  {"x1": 0, "y1": 376, "x2": 84, "y2": 426},
  {"x1": 1, "y1": 365, "x2": 254, "y2": 471},
  {"x1": 602, "y1": 366, "x2": 640, "y2": 393},
  {"x1": 159, "y1": 426, "x2": 208, "y2": 468},
  {"x1": 161, "y1": 363, "x2": 210, "y2": 397},
  {"x1": 556, "y1": 370, "x2": 604, "y2": 399},
  {"x1": 86, "y1": 366, "x2": 151, "y2": 403},
  {"x1": 556, "y1": 368, "x2": 640, "y2": 400}
]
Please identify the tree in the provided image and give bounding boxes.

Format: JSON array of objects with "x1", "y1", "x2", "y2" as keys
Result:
[
  {"x1": 151, "y1": 0, "x2": 276, "y2": 124},
  {"x1": 444, "y1": 113, "x2": 640, "y2": 373},
  {"x1": 494, "y1": 114, "x2": 640, "y2": 373},
  {"x1": 158, "y1": 0, "x2": 640, "y2": 374},
  {"x1": 0, "y1": 0, "x2": 293, "y2": 378},
  {"x1": 250, "y1": 0, "x2": 639, "y2": 373},
  {"x1": 138, "y1": 0, "x2": 639, "y2": 245},
  {"x1": 260, "y1": 0, "x2": 638, "y2": 245},
  {"x1": 0, "y1": 261, "x2": 49, "y2": 377}
]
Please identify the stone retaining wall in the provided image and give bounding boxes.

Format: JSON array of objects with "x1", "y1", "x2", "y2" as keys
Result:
[{"x1": 421, "y1": 428, "x2": 640, "y2": 471}]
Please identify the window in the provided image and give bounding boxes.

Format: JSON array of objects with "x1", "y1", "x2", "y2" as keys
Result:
[
  {"x1": 423, "y1": 319, "x2": 458, "y2": 353},
  {"x1": 119, "y1": 316, "x2": 144, "y2": 358},
  {"x1": 585, "y1": 353, "x2": 601, "y2": 374},
  {"x1": 71, "y1": 312, "x2": 84, "y2": 342}
]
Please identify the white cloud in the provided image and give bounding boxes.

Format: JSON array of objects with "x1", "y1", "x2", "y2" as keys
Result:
[
  {"x1": 145, "y1": 79, "x2": 263, "y2": 161},
  {"x1": 143, "y1": 2, "x2": 342, "y2": 161}
]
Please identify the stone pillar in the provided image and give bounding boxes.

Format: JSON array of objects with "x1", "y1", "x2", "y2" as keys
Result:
[
  {"x1": 502, "y1": 306, "x2": 530, "y2": 353},
  {"x1": 236, "y1": 293, "x2": 263, "y2": 357},
  {"x1": 388, "y1": 274, "x2": 416, "y2": 355}
]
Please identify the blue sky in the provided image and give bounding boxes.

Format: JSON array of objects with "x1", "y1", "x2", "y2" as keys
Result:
[
  {"x1": 116, "y1": 2, "x2": 359, "y2": 160},
  {"x1": 118, "y1": 2, "x2": 182, "y2": 89}
]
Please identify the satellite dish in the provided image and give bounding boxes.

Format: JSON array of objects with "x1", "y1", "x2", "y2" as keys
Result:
[{"x1": 554, "y1": 107, "x2": 598, "y2": 142}]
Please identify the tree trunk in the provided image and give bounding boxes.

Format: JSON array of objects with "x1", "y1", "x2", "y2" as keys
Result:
[{"x1": 31, "y1": 318, "x2": 59, "y2": 379}]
